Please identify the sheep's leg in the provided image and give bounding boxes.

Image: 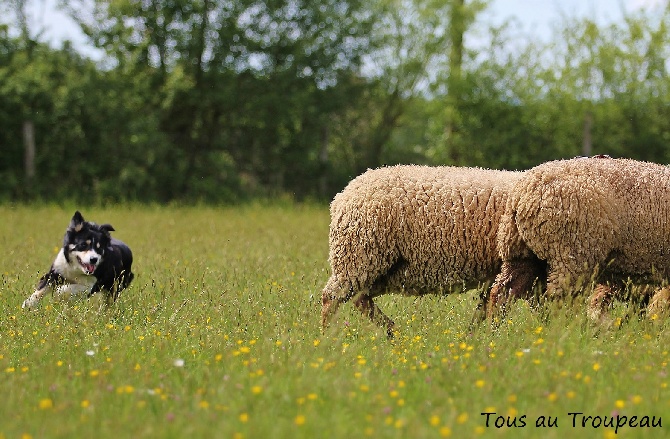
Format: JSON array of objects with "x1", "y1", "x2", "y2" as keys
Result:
[
  {"x1": 485, "y1": 259, "x2": 540, "y2": 321},
  {"x1": 470, "y1": 289, "x2": 490, "y2": 326},
  {"x1": 647, "y1": 287, "x2": 670, "y2": 319},
  {"x1": 321, "y1": 296, "x2": 338, "y2": 331},
  {"x1": 587, "y1": 284, "x2": 615, "y2": 324},
  {"x1": 321, "y1": 275, "x2": 355, "y2": 332},
  {"x1": 486, "y1": 272, "x2": 511, "y2": 322},
  {"x1": 485, "y1": 277, "x2": 505, "y2": 322},
  {"x1": 545, "y1": 259, "x2": 598, "y2": 301},
  {"x1": 354, "y1": 294, "x2": 395, "y2": 338}
]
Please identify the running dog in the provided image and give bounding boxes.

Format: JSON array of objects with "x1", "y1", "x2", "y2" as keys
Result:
[{"x1": 22, "y1": 211, "x2": 134, "y2": 308}]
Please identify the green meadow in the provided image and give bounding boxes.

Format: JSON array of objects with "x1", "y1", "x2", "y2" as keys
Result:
[{"x1": 0, "y1": 205, "x2": 668, "y2": 438}]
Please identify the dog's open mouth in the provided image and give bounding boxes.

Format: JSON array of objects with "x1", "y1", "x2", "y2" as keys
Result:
[{"x1": 76, "y1": 256, "x2": 97, "y2": 275}]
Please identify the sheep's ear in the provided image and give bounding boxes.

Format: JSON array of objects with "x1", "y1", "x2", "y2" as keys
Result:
[
  {"x1": 99, "y1": 224, "x2": 115, "y2": 236},
  {"x1": 69, "y1": 211, "x2": 85, "y2": 232}
]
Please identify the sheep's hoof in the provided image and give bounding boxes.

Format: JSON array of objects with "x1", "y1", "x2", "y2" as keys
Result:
[{"x1": 647, "y1": 287, "x2": 670, "y2": 321}]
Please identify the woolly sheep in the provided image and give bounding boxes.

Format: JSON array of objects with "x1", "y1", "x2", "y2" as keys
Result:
[
  {"x1": 321, "y1": 165, "x2": 542, "y2": 336},
  {"x1": 489, "y1": 157, "x2": 670, "y2": 318}
]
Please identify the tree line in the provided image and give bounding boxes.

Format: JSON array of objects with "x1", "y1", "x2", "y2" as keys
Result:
[{"x1": 1, "y1": 0, "x2": 669, "y2": 203}]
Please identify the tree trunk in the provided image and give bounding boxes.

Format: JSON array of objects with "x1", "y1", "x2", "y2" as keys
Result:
[
  {"x1": 582, "y1": 111, "x2": 593, "y2": 156},
  {"x1": 23, "y1": 120, "x2": 35, "y2": 180},
  {"x1": 449, "y1": 0, "x2": 465, "y2": 92},
  {"x1": 445, "y1": 0, "x2": 465, "y2": 162},
  {"x1": 318, "y1": 125, "x2": 329, "y2": 198},
  {"x1": 362, "y1": 88, "x2": 402, "y2": 171}
]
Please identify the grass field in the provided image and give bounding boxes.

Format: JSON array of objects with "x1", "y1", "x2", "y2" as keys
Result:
[{"x1": 1, "y1": 204, "x2": 669, "y2": 438}]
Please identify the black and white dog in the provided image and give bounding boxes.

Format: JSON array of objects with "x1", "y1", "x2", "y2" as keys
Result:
[{"x1": 22, "y1": 211, "x2": 134, "y2": 308}]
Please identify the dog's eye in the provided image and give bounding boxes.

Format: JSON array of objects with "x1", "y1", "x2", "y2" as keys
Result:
[{"x1": 76, "y1": 243, "x2": 88, "y2": 251}]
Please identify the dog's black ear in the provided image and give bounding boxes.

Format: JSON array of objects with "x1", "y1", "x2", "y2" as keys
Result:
[
  {"x1": 69, "y1": 211, "x2": 86, "y2": 232},
  {"x1": 99, "y1": 224, "x2": 115, "y2": 236}
]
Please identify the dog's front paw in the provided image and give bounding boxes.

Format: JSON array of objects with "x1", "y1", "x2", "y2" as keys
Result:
[
  {"x1": 22, "y1": 287, "x2": 48, "y2": 310},
  {"x1": 22, "y1": 297, "x2": 38, "y2": 309}
]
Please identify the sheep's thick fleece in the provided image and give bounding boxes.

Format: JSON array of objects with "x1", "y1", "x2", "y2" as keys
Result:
[
  {"x1": 322, "y1": 165, "x2": 523, "y2": 333},
  {"x1": 498, "y1": 157, "x2": 670, "y2": 295}
]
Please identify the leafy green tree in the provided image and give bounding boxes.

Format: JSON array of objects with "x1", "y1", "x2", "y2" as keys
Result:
[
  {"x1": 2, "y1": 0, "x2": 670, "y2": 202},
  {"x1": 67, "y1": 0, "x2": 376, "y2": 200},
  {"x1": 538, "y1": 10, "x2": 670, "y2": 162},
  {"x1": 353, "y1": 0, "x2": 487, "y2": 171},
  {"x1": 396, "y1": 5, "x2": 670, "y2": 171}
]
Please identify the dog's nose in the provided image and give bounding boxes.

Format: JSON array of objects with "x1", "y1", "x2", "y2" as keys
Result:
[{"x1": 89, "y1": 257, "x2": 98, "y2": 264}]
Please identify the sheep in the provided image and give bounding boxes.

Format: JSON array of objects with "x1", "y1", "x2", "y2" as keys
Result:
[
  {"x1": 488, "y1": 156, "x2": 670, "y2": 319},
  {"x1": 321, "y1": 164, "x2": 544, "y2": 337}
]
